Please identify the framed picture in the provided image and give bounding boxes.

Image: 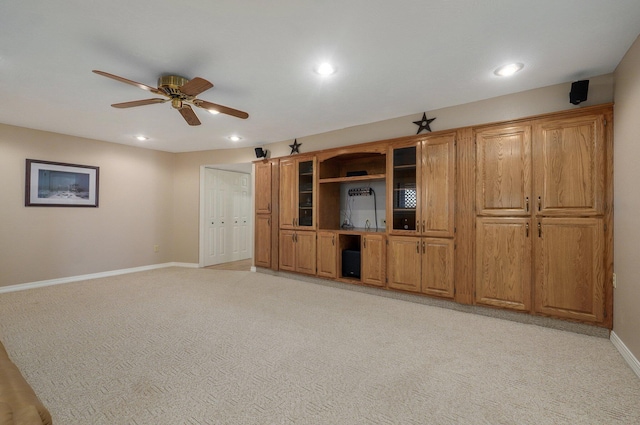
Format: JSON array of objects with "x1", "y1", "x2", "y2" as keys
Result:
[{"x1": 25, "y1": 159, "x2": 99, "y2": 207}]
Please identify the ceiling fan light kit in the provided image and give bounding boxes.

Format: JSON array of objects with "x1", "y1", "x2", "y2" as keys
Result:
[{"x1": 92, "y1": 70, "x2": 249, "y2": 126}]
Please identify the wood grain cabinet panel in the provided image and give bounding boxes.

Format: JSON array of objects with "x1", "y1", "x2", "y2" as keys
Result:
[
  {"x1": 362, "y1": 234, "x2": 385, "y2": 287},
  {"x1": 255, "y1": 161, "x2": 273, "y2": 214},
  {"x1": 317, "y1": 231, "x2": 337, "y2": 278},
  {"x1": 387, "y1": 236, "x2": 421, "y2": 292},
  {"x1": 534, "y1": 115, "x2": 605, "y2": 216},
  {"x1": 475, "y1": 125, "x2": 532, "y2": 216},
  {"x1": 475, "y1": 217, "x2": 532, "y2": 311},
  {"x1": 421, "y1": 238, "x2": 454, "y2": 298},
  {"x1": 254, "y1": 215, "x2": 272, "y2": 268},
  {"x1": 534, "y1": 218, "x2": 604, "y2": 323},
  {"x1": 423, "y1": 134, "x2": 456, "y2": 237},
  {"x1": 279, "y1": 230, "x2": 316, "y2": 275}
]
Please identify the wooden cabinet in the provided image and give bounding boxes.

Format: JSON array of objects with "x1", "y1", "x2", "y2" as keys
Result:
[
  {"x1": 317, "y1": 231, "x2": 337, "y2": 278},
  {"x1": 389, "y1": 133, "x2": 455, "y2": 237},
  {"x1": 279, "y1": 230, "x2": 316, "y2": 275},
  {"x1": 387, "y1": 236, "x2": 421, "y2": 292},
  {"x1": 387, "y1": 236, "x2": 454, "y2": 298},
  {"x1": 422, "y1": 238, "x2": 455, "y2": 298},
  {"x1": 280, "y1": 157, "x2": 316, "y2": 229},
  {"x1": 254, "y1": 159, "x2": 279, "y2": 269},
  {"x1": 534, "y1": 218, "x2": 604, "y2": 323},
  {"x1": 255, "y1": 161, "x2": 273, "y2": 214},
  {"x1": 475, "y1": 125, "x2": 532, "y2": 216},
  {"x1": 361, "y1": 234, "x2": 385, "y2": 286},
  {"x1": 254, "y1": 215, "x2": 272, "y2": 268},
  {"x1": 475, "y1": 217, "x2": 531, "y2": 311},
  {"x1": 534, "y1": 114, "x2": 606, "y2": 216},
  {"x1": 474, "y1": 108, "x2": 611, "y2": 323}
]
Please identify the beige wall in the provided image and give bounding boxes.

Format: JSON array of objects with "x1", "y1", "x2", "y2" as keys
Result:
[
  {"x1": 613, "y1": 35, "x2": 640, "y2": 360},
  {"x1": 0, "y1": 125, "x2": 175, "y2": 287}
]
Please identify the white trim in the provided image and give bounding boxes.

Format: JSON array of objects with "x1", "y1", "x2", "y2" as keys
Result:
[
  {"x1": 0, "y1": 262, "x2": 199, "y2": 294},
  {"x1": 611, "y1": 331, "x2": 640, "y2": 379}
]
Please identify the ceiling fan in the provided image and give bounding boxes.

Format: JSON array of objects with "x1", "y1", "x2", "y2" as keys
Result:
[{"x1": 92, "y1": 70, "x2": 249, "y2": 126}]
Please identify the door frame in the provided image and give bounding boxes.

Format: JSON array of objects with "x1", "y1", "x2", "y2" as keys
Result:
[{"x1": 199, "y1": 164, "x2": 254, "y2": 268}]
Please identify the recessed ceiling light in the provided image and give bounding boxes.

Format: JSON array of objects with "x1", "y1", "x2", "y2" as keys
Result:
[
  {"x1": 229, "y1": 135, "x2": 241, "y2": 142},
  {"x1": 135, "y1": 135, "x2": 148, "y2": 141},
  {"x1": 315, "y1": 62, "x2": 336, "y2": 76},
  {"x1": 494, "y1": 63, "x2": 524, "y2": 77}
]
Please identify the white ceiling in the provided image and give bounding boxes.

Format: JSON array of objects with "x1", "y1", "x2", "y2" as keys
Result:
[{"x1": 1, "y1": 1, "x2": 639, "y2": 153}]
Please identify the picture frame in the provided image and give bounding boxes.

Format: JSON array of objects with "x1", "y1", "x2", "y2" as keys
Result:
[{"x1": 25, "y1": 159, "x2": 99, "y2": 207}]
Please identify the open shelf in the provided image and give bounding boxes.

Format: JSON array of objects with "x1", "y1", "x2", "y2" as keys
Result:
[{"x1": 319, "y1": 174, "x2": 386, "y2": 184}]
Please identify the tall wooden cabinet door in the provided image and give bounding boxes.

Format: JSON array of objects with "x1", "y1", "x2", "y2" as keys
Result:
[
  {"x1": 279, "y1": 159, "x2": 297, "y2": 229},
  {"x1": 421, "y1": 238, "x2": 454, "y2": 299},
  {"x1": 255, "y1": 161, "x2": 273, "y2": 214},
  {"x1": 475, "y1": 125, "x2": 532, "y2": 216},
  {"x1": 422, "y1": 133, "x2": 456, "y2": 237},
  {"x1": 317, "y1": 231, "x2": 337, "y2": 278},
  {"x1": 278, "y1": 230, "x2": 296, "y2": 271},
  {"x1": 534, "y1": 115, "x2": 605, "y2": 216},
  {"x1": 534, "y1": 218, "x2": 604, "y2": 323},
  {"x1": 387, "y1": 236, "x2": 421, "y2": 292},
  {"x1": 295, "y1": 231, "x2": 317, "y2": 275},
  {"x1": 475, "y1": 217, "x2": 532, "y2": 311},
  {"x1": 254, "y1": 215, "x2": 272, "y2": 268},
  {"x1": 362, "y1": 234, "x2": 385, "y2": 287}
]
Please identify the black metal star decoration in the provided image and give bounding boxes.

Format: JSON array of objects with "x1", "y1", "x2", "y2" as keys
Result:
[
  {"x1": 289, "y1": 139, "x2": 301, "y2": 155},
  {"x1": 413, "y1": 113, "x2": 436, "y2": 134}
]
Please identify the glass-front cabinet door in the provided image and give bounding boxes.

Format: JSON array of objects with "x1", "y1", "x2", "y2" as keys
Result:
[
  {"x1": 297, "y1": 160, "x2": 314, "y2": 227},
  {"x1": 390, "y1": 144, "x2": 419, "y2": 233}
]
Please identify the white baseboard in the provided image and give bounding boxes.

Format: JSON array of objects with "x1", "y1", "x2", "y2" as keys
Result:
[
  {"x1": 0, "y1": 262, "x2": 200, "y2": 294},
  {"x1": 611, "y1": 331, "x2": 640, "y2": 379}
]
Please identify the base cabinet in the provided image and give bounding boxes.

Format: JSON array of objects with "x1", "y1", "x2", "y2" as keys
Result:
[
  {"x1": 279, "y1": 230, "x2": 317, "y2": 275},
  {"x1": 534, "y1": 218, "x2": 605, "y2": 323},
  {"x1": 317, "y1": 231, "x2": 337, "y2": 278},
  {"x1": 387, "y1": 236, "x2": 454, "y2": 298},
  {"x1": 475, "y1": 217, "x2": 532, "y2": 311},
  {"x1": 361, "y1": 234, "x2": 386, "y2": 287},
  {"x1": 254, "y1": 215, "x2": 272, "y2": 268}
]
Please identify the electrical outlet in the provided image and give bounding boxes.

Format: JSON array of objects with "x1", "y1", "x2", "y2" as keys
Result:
[
  {"x1": 613, "y1": 273, "x2": 617, "y2": 288},
  {"x1": 154, "y1": 245, "x2": 159, "y2": 253}
]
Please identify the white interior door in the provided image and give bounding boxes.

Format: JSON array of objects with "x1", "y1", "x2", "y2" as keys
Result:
[{"x1": 203, "y1": 168, "x2": 252, "y2": 266}]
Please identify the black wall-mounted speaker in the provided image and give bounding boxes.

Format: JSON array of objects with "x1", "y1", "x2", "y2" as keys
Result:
[
  {"x1": 570, "y1": 80, "x2": 589, "y2": 105},
  {"x1": 255, "y1": 147, "x2": 268, "y2": 158}
]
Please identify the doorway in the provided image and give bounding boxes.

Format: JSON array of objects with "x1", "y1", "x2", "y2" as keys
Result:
[{"x1": 200, "y1": 166, "x2": 252, "y2": 267}]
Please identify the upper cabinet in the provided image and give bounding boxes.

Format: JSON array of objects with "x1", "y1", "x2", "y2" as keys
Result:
[
  {"x1": 280, "y1": 156, "x2": 316, "y2": 229},
  {"x1": 388, "y1": 133, "x2": 456, "y2": 237},
  {"x1": 534, "y1": 114, "x2": 606, "y2": 216},
  {"x1": 475, "y1": 124, "x2": 532, "y2": 216},
  {"x1": 255, "y1": 160, "x2": 274, "y2": 214}
]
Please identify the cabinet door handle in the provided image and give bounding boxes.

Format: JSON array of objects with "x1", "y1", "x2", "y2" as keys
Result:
[
  {"x1": 267, "y1": 218, "x2": 270, "y2": 226},
  {"x1": 332, "y1": 236, "x2": 335, "y2": 246},
  {"x1": 416, "y1": 221, "x2": 420, "y2": 232},
  {"x1": 416, "y1": 241, "x2": 420, "y2": 254},
  {"x1": 267, "y1": 202, "x2": 270, "y2": 212},
  {"x1": 422, "y1": 220, "x2": 426, "y2": 233},
  {"x1": 525, "y1": 222, "x2": 529, "y2": 237},
  {"x1": 537, "y1": 196, "x2": 541, "y2": 212},
  {"x1": 422, "y1": 240, "x2": 426, "y2": 254},
  {"x1": 364, "y1": 237, "x2": 367, "y2": 248},
  {"x1": 525, "y1": 197, "x2": 529, "y2": 212},
  {"x1": 292, "y1": 233, "x2": 295, "y2": 242},
  {"x1": 538, "y1": 222, "x2": 542, "y2": 238}
]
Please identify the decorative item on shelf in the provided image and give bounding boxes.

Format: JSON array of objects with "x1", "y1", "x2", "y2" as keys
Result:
[
  {"x1": 289, "y1": 139, "x2": 302, "y2": 155},
  {"x1": 254, "y1": 147, "x2": 268, "y2": 158},
  {"x1": 413, "y1": 112, "x2": 436, "y2": 134}
]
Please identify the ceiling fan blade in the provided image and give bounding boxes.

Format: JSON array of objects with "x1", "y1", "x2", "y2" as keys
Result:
[
  {"x1": 93, "y1": 70, "x2": 166, "y2": 96},
  {"x1": 178, "y1": 104, "x2": 201, "y2": 126},
  {"x1": 180, "y1": 77, "x2": 213, "y2": 96},
  {"x1": 111, "y1": 98, "x2": 168, "y2": 108},
  {"x1": 193, "y1": 99, "x2": 249, "y2": 119}
]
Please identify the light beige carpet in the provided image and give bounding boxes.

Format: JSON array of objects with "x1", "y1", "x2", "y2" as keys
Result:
[{"x1": 0, "y1": 267, "x2": 638, "y2": 424}]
